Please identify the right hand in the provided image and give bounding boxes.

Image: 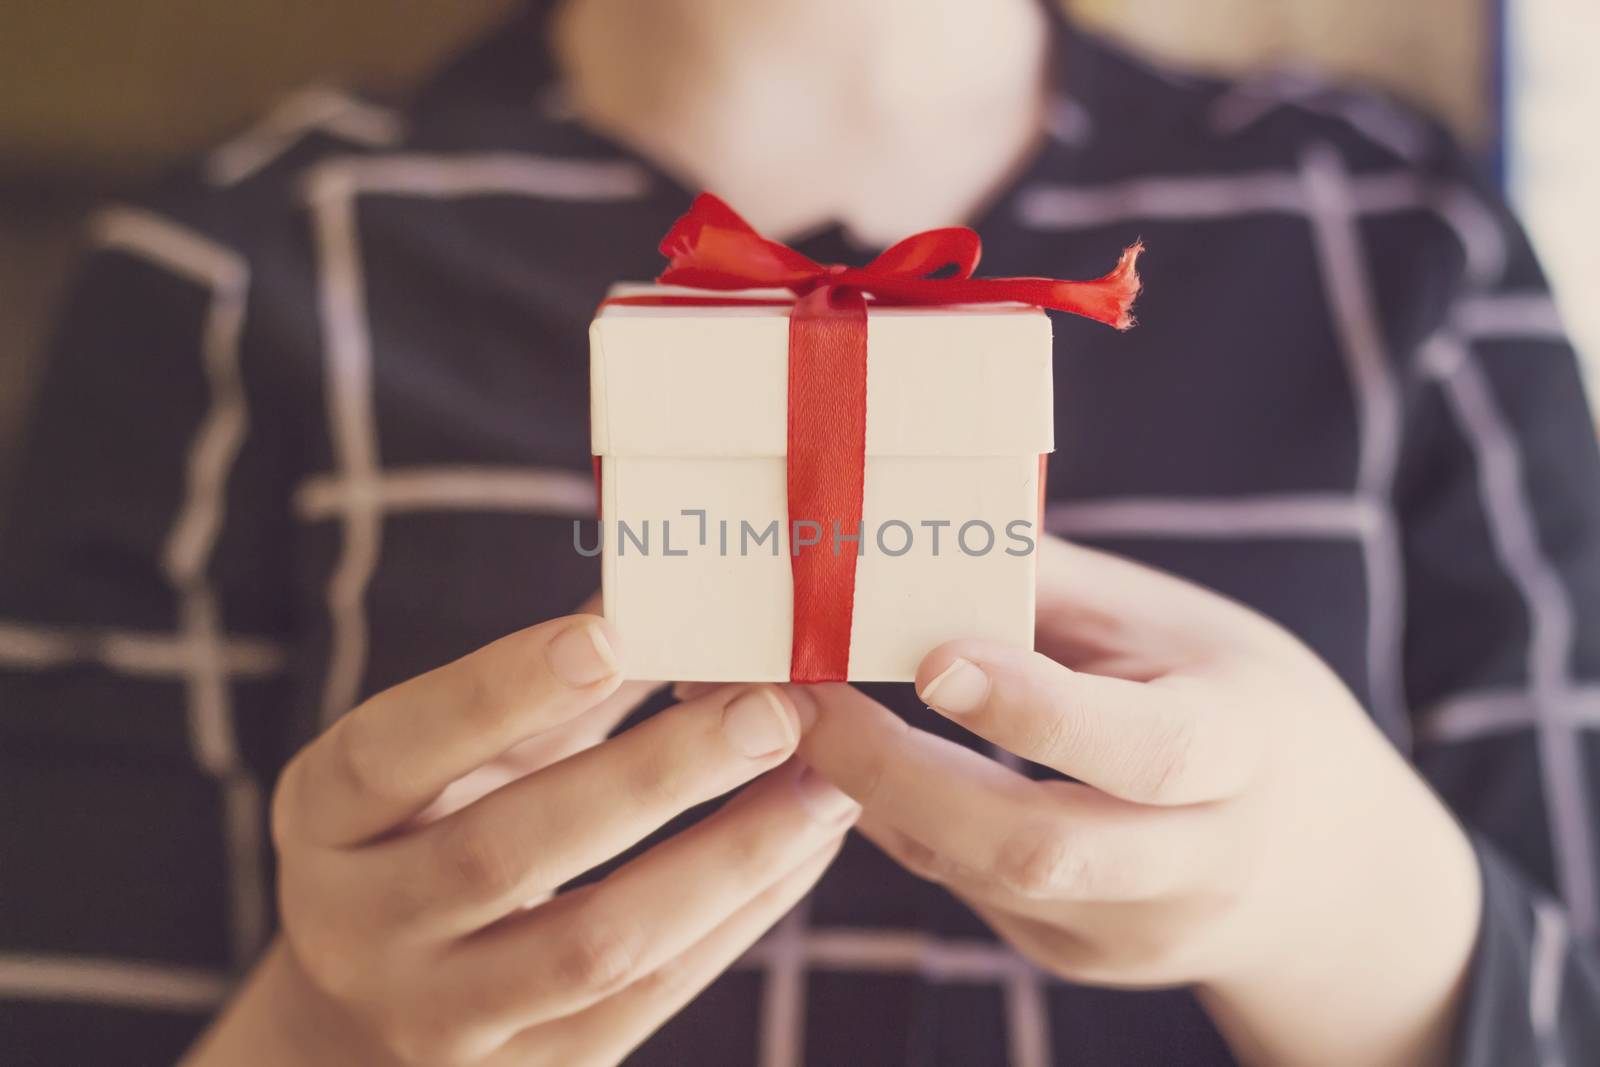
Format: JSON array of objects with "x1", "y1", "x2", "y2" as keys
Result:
[{"x1": 188, "y1": 613, "x2": 857, "y2": 1066}]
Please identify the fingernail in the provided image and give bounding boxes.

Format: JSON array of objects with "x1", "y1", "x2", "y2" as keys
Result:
[
  {"x1": 547, "y1": 622, "x2": 619, "y2": 687},
  {"x1": 919, "y1": 657, "x2": 989, "y2": 715},
  {"x1": 722, "y1": 688, "x2": 797, "y2": 758},
  {"x1": 793, "y1": 764, "x2": 860, "y2": 824}
]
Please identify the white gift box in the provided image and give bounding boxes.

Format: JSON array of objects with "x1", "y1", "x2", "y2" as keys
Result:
[{"x1": 590, "y1": 285, "x2": 1053, "y2": 682}]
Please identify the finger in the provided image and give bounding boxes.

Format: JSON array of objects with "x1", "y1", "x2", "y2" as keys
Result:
[
  {"x1": 914, "y1": 642, "x2": 1262, "y2": 804},
  {"x1": 416, "y1": 680, "x2": 664, "y2": 825},
  {"x1": 1031, "y1": 537, "x2": 1281, "y2": 670},
  {"x1": 794, "y1": 680, "x2": 1037, "y2": 839},
  {"x1": 854, "y1": 780, "x2": 1226, "y2": 907},
  {"x1": 510, "y1": 675, "x2": 668, "y2": 766},
  {"x1": 796, "y1": 685, "x2": 1230, "y2": 900},
  {"x1": 439, "y1": 760, "x2": 859, "y2": 1036},
  {"x1": 496, "y1": 836, "x2": 841, "y2": 1067},
  {"x1": 280, "y1": 615, "x2": 631, "y2": 847},
  {"x1": 380, "y1": 685, "x2": 812, "y2": 933}
]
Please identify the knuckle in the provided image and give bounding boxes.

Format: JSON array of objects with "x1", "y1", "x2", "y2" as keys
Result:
[
  {"x1": 1129, "y1": 715, "x2": 1197, "y2": 802},
  {"x1": 720, "y1": 820, "x2": 782, "y2": 880},
  {"x1": 459, "y1": 654, "x2": 524, "y2": 738},
  {"x1": 1022, "y1": 698, "x2": 1076, "y2": 763},
  {"x1": 555, "y1": 906, "x2": 645, "y2": 997},
  {"x1": 329, "y1": 715, "x2": 406, "y2": 808},
  {"x1": 994, "y1": 823, "x2": 1094, "y2": 900},
  {"x1": 892, "y1": 834, "x2": 962, "y2": 885},
  {"x1": 857, "y1": 715, "x2": 912, "y2": 807},
  {"x1": 435, "y1": 818, "x2": 523, "y2": 902},
  {"x1": 630, "y1": 950, "x2": 699, "y2": 1003},
  {"x1": 622, "y1": 743, "x2": 691, "y2": 812}
]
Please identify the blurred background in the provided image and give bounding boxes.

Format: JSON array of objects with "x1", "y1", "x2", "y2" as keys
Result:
[{"x1": 0, "y1": 0, "x2": 1595, "y2": 488}]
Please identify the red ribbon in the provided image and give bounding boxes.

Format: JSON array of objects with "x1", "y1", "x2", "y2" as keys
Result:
[{"x1": 605, "y1": 193, "x2": 1142, "y2": 682}]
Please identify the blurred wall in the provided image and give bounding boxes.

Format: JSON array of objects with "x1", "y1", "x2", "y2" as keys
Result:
[
  {"x1": 1074, "y1": 0, "x2": 1489, "y2": 142},
  {"x1": 0, "y1": 0, "x2": 1489, "y2": 185},
  {"x1": 0, "y1": 0, "x2": 1492, "y2": 482},
  {"x1": 0, "y1": 0, "x2": 519, "y2": 181},
  {"x1": 1509, "y1": 0, "x2": 1600, "y2": 386}
]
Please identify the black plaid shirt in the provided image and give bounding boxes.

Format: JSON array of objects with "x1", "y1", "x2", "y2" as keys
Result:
[{"x1": 5, "y1": 5, "x2": 1600, "y2": 1064}]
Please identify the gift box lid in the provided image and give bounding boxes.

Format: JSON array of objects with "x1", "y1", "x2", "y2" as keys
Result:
[{"x1": 591, "y1": 284, "x2": 1054, "y2": 458}]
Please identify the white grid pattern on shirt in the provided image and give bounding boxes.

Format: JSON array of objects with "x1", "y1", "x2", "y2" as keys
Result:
[
  {"x1": 755, "y1": 904, "x2": 810, "y2": 1067},
  {"x1": 1532, "y1": 896, "x2": 1572, "y2": 1067},
  {"x1": 0, "y1": 955, "x2": 232, "y2": 1012},
  {"x1": 0, "y1": 620, "x2": 283, "y2": 678},
  {"x1": 94, "y1": 206, "x2": 269, "y2": 970},
  {"x1": 1420, "y1": 686, "x2": 1600, "y2": 743},
  {"x1": 1016, "y1": 164, "x2": 1507, "y2": 286},
  {"x1": 204, "y1": 87, "x2": 405, "y2": 187},
  {"x1": 1, "y1": 150, "x2": 1585, "y2": 1057},
  {"x1": 1298, "y1": 144, "x2": 1411, "y2": 746},
  {"x1": 1455, "y1": 292, "x2": 1568, "y2": 342},
  {"x1": 988, "y1": 748, "x2": 1051, "y2": 1066},
  {"x1": 302, "y1": 152, "x2": 652, "y2": 731},
  {"x1": 0, "y1": 927, "x2": 1041, "y2": 1012},
  {"x1": 1422, "y1": 328, "x2": 1599, "y2": 934},
  {"x1": 1207, "y1": 70, "x2": 1432, "y2": 163},
  {"x1": 293, "y1": 464, "x2": 596, "y2": 520}
]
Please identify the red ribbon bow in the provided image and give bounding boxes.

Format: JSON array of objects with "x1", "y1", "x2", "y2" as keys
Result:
[
  {"x1": 606, "y1": 193, "x2": 1142, "y2": 682},
  {"x1": 654, "y1": 192, "x2": 1143, "y2": 327}
]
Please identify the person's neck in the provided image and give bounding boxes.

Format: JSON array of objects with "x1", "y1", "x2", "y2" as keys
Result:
[{"x1": 552, "y1": 0, "x2": 1051, "y2": 245}]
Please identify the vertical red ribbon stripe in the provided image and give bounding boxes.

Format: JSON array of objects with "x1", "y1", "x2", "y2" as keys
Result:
[{"x1": 786, "y1": 287, "x2": 870, "y2": 681}]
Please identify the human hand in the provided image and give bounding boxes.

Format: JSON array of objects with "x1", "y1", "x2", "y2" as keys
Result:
[
  {"x1": 790, "y1": 537, "x2": 1481, "y2": 1067},
  {"x1": 186, "y1": 612, "x2": 857, "y2": 1067}
]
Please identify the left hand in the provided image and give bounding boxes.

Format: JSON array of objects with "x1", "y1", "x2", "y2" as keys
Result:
[{"x1": 787, "y1": 536, "x2": 1482, "y2": 1067}]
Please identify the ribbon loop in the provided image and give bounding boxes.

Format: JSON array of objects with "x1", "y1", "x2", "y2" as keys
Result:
[{"x1": 865, "y1": 226, "x2": 982, "y2": 281}]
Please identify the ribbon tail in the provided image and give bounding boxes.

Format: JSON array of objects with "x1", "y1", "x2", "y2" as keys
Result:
[
  {"x1": 1049, "y1": 240, "x2": 1144, "y2": 330},
  {"x1": 786, "y1": 287, "x2": 868, "y2": 683}
]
